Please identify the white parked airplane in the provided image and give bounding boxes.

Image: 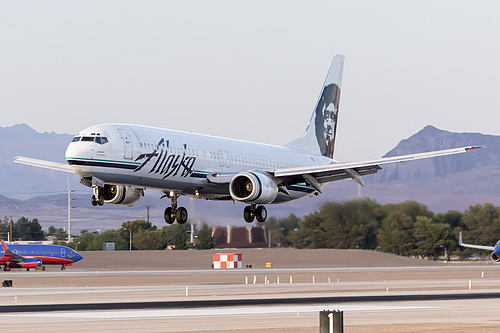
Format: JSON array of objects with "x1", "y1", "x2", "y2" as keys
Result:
[
  {"x1": 15, "y1": 54, "x2": 481, "y2": 224},
  {"x1": 459, "y1": 232, "x2": 500, "y2": 261}
]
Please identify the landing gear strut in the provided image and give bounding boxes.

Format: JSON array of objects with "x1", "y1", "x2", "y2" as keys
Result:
[
  {"x1": 164, "y1": 193, "x2": 188, "y2": 225},
  {"x1": 91, "y1": 185, "x2": 104, "y2": 206},
  {"x1": 243, "y1": 204, "x2": 267, "y2": 223}
]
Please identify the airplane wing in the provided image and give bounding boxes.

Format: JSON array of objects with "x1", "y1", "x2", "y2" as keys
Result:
[
  {"x1": 0, "y1": 239, "x2": 24, "y2": 262},
  {"x1": 14, "y1": 156, "x2": 73, "y2": 173},
  {"x1": 273, "y1": 146, "x2": 483, "y2": 192},
  {"x1": 459, "y1": 232, "x2": 495, "y2": 251}
]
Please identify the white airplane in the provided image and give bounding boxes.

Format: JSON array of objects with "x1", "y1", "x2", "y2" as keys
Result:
[
  {"x1": 459, "y1": 232, "x2": 500, "y2": 261},
  {"x1": 15, "y1": 54, "x2": 482, "y2": 224}
]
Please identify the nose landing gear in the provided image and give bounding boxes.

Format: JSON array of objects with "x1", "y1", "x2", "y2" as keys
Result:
[
  {"x1": 91, "y1": 186, "x2": 104, "y2": 206},
  {"x1": 243, "y1": 204, "x2": 267, "y2": 223},
  {"x1": 163, "y1": 193, "x2": 188, "y2": 224}
]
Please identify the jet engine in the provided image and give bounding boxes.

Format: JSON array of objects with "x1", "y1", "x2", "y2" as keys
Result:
[
  {"x1": 9, "y1": 257, "x2": 42, "y2": 269},
  {"x1": 490, "y1": 252, "x2": 499, "y2": 261},
  {"x1": 102, "y1": 185, "x2": 143, "y2": 207},
  {"x1": 229, "y1": 172, "x2": 278, "y2": 204}
]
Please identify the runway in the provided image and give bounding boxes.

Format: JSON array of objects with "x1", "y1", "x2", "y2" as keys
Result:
[{"x1": 0, "y1": 264, "x2": 500, "y2": 332}]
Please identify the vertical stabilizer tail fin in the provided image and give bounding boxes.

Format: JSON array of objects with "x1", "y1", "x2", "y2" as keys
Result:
[
  {"x1": 285, "y1": 54, "x2": 344, "y2": 159},
  {"x1": 1, "y1": 239, "x2": 8, "y2": 252}
]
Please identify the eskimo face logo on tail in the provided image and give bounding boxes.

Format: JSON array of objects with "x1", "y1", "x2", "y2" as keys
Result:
[
  {"x1": 314, "y1": 84, "x2": 340, "y2": 159},
  {"x1": 134, "y1": 139, "x2": 196, "y2": 178}
]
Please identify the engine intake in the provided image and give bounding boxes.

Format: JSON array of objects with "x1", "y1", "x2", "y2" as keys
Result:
[
  {"x1": 491, "y1": 252, "x2": 499, "y2": 261},
  {"x1": 229, "y1": 172, "x2": 278, "y2": 204},
  {"x1": 102, "y1": 185, "x2": 143, "y2": 207}
]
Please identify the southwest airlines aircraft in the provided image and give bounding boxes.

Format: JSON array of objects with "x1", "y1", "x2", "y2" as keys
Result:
[
  {"x1": 0, "y1": 239, "x2": 83, "y2": 271},
  {"x1": 15, "y1": 55, "x2": 481, "y2": 224},
  {"x1": 459, "y1": 232, "x2": 500, "y2": 261}
]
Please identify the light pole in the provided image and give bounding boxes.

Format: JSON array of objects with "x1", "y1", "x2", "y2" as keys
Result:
[
  {"x1": 76, "y1": 241, "x2": 81, "y2": 251},
  {"x1": 124, "y1": 228, "x2": 132, "y2": 251},
  {"x1": 441, "y1": 245, "x2": 447, "y2": 263}
]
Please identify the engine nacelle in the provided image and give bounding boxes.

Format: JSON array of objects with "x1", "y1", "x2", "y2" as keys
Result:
[
  {"x1": 491, "y1": 252, "x2": 499, "y2": 261},
  {"x1": 9, "y1": 257, "x2": 42, "y2": 269},
  {"x1": 229, "y1": 172, "x2": 278, "y2": 204},
  {"x1": 102, "y1": 185, "x2": 143, "y2": 207}
]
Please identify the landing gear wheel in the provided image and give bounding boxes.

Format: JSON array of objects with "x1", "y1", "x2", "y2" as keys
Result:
[
  {"x1": 256, "y1": 206, "x2": 267, "y2": 222},
  {"x1": 4, "y1": 266, "x2": 10, "y2": 271},
  {"x1": 61, "y1": 265, "x2": 65, "y2": 271},
  {"x1": 164, "y1": 207, "x2": 175, "y2": 224},
  {"x1": 244, "y1": 206, "x2": 255, "y2": 223},
  {"x1": 176, "y1": 207, "x2": 188, "y2": 224},
  {"x1": 91, "y1": 196, "x2": 98, "y2": 206},
  {"x1": 98, "y1": 194, "x2": 104, "y2": 206}
]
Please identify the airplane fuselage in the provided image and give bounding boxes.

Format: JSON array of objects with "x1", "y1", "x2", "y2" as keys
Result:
[
  {"x1": 66, "y1": 123, "x2": 332, "y2": 203},
  {"x1": 0, "y1": 243, "x2": 83, "y2": 270}
]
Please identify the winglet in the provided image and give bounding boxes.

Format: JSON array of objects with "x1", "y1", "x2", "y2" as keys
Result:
[
  {"x1": 465, "y1": 146, "x2": 485, "y2": 151},
  {"x1": 459, "y1": 232, "x2": 463, "y2": 246}
]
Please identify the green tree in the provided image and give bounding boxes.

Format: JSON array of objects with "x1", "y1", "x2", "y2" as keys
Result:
[
  {"x1": 377, "y1": 211, "x2": 415, "y2": 256},
  {"x1": 133, "y1": 229, "x2": 166, "y2": 250},
  {"x1": 163, "y1": 224, "x2": 189, "y2": 250},
  {"x1": 72, "y1": 230, "x2": 128, "y2": 251},
  {"x1": 118, "y1": 219, "x2": 156, "y2": 250},
  {"x1": 13, "y1": 217, "x2": 44, "y2": 241},
  {"x1": 290, "y1": 199, "x2": 381, "y2": 249},
  {"x1": 412, "y1": 216, "x2": 451, "y2": 260},
  {"x1": 0, "y1": 217, "x2": 9, "y2": 240},
  {"x1": 195, "y1": 223, "x2": 213, "y2": 249},
  {"x1": 266, "y1": 214, "x2": 300, "y2": 247},
  {"x1": 54, "y1": 228, "x2": 68, "y2": 241}
]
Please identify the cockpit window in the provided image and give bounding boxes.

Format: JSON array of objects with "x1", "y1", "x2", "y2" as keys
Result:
[
  {"x1": 79, "y1": 136, "x2": 108, "y2": 144},
  {"x1": 96, "y1": 137, "x2": 108, "y2": 144},
  {"x1": 72, "y1": 136, "x2": 81, "y2": 142}
]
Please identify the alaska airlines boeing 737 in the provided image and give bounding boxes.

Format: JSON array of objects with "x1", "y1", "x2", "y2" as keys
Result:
[{"x1": 15, "y1": 55, "x2": 481, "y2": 224}]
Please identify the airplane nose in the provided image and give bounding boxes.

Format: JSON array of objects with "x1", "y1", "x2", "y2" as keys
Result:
[{"x1": 65, "y1": 142, "x2": 88, "y2": 161}]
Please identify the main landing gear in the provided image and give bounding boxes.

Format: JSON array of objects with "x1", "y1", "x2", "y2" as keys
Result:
[
  {"x1": 164, "y1": 193, "x2": 188, "y2": 225},
  {"x1": 243, "y1": 204, "x2": 267, "y2": 223},
  {"x1": 91, "y1": 185, "x2": 104, "y2": 206}
]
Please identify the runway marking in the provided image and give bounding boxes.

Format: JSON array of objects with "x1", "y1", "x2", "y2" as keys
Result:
[
  {"x1": 0, "y1": 304, "x2": 434, "y2": 320},
  {"x1": 3, "y1": 264, "x2": 500, "y2": 277}
]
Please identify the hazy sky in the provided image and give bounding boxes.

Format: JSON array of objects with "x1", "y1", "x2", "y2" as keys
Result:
[{"x1": 1, "y1": 1, "x2": 499, "y2": 161}]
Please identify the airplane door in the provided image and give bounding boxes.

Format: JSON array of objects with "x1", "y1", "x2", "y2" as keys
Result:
[
  {"x1": 218, "y1": 150, "x2": 231, "y2": 168},
  {"x1": 117, "y1": 129, "x2": 133, "y2": 160},
  {"x1": 218, "y1": 150, "x2": 224, "y2": 167},
  {"x1": 60, "y1": 248, "x2": 65, "y2": 257}
]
